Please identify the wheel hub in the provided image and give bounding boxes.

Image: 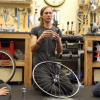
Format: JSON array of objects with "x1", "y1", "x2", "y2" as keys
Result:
[{"x1": 53, "y1": 75, "x2": 59, "y2": 82}]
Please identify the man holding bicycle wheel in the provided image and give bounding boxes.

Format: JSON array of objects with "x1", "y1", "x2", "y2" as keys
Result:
[{"x1": 31, "y1": 6, "x2": 73, "y2": 95}]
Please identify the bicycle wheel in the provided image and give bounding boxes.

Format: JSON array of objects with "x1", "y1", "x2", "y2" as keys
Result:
[
  {"x1": 0, "y1": 49, "x2": 16, "y2": 82},
  {"x1": 33, "y1": 61, "x2": 80, "y2": 98}
]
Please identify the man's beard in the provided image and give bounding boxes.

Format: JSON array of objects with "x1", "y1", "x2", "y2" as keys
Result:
[{"x1": 44, "y1": 20, "x2": 51, "y2": 23}]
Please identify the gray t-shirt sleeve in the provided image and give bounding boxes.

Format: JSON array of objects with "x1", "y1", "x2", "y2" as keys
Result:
[{"x1": 31, "y1": 27, "x2": 38, "y2": 37}]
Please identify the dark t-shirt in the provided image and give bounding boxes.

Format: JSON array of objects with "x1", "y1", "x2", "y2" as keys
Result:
[{"x1": 31, "y1": 26, "x2": 62, "y2": 65}]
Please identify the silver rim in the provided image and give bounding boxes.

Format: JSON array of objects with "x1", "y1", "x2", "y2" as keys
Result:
[
  {"x1": 0, "y1": 50, "x2": 16, "y2": 82},
  {"x1": 33, "y1": 61, "x2": 80, "y2": 98}
]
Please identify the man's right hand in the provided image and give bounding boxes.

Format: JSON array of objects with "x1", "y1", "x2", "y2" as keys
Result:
[{"x1": 39, "y1": 30, "x2": 54, "y2": 41}]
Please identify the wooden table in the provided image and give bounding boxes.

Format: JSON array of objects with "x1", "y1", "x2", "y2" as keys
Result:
[
  {"x1": 84, "y1": 34, "x2": 100, "y2": 85},
  {"x1": 0, "y1": 32, "x2": 32, "y2": 86}
]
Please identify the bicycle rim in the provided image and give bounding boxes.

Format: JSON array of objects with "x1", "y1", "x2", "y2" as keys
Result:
[
  {"x1": 0, "y1": 50, "x2": 16, "y2": 82},
  {"x1": 33, "y1": 61, "x2": 80, "y2": 98}
]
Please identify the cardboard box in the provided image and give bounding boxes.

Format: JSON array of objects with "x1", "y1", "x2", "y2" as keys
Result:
[
  {"x1": 0, "y1": 68, "x2": 23, "y2": 82},
  {"x1": 94, "y1": 69, "x2": 100, "y2": 82}
]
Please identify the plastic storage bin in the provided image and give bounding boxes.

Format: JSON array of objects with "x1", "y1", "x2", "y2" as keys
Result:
[{"x1": 0, "y1": 41, "x2": 14, "y2": 57}]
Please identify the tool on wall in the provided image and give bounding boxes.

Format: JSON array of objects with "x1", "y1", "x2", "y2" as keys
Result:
[
  {"x1": 14, "y1": 7, "x2": 18, "y2": 22},
  {"x1": 4, "y1": 8, "x2": 7, "y2": 22},
  {"x1": 89, "y1": 12, "x2": 98, "y2": 34},
  {"x1": 12, "y1": 8, "x2": 15, "y2": 17},
  {"x1": 15, "y1": 8, "x2": 17, "y2": 17},
  {"x1": 90, "y1": 12, "x2": 95, "y2": 33},
  {"x1": 85, "y1": 5, "x2": 90, "y2": 25},
  {"x1": 22, "y1": 11, "x2": 27, "y2": 28},
  {"x1": 94, "y1": 13, "x2": 96, "y2": 23},
  {"x1": 17, "y1": 11, "x2": 20, "y2": 29},
  {"x1": 27, "y1": 8, "x2": 31, "y2": 28},
  {"x1": 78, "y1": 17, "x2": 83, "y2": 32},
  {"x1": 79, "y1": 0, "x2": 85, "y2": 4},
  {"x1": 97, "y1": 13, "x2": 100, "y2": 25},
  {"x1": 86, "y1": 15, "x2": 89, "y2": 25},
  {"x1": 10, "y1": 7, "x2": 13, "y2": 16},
  {"x1": 71, "y1": 21, "x2": 73, "y2": 30},
  {"x1": 62, "y1": 24, "x2": 65, "y2": 34},
  {"x1": 67, "y1": 21, "x2": 69, "y2": 31},
  {"x1": 90, "y1": 12, "x2": 93, "y2": 22},
  {"x1": 7, "y1": 8, "x2": 10, "y2": 21},
  {"x1": 0, "y1": 7, "x2": 4, "y2": 16},
  {"x1": 18, "y1": 8, "x2": 25, "y2": 24},
  {"x1": 77, "y1": 9, "x2": 84, "y2": 33},
  {"x1": 83, "y1": 15, "x2": 85, "y2": 24},
  {"x1": 33, "y1": 9, "x2": 38, "y2": 27}
]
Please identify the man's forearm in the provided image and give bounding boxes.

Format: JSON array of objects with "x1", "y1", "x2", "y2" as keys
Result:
[
  {"x1": 56, "y1": 38, "x2": 62, "y2": 53},
  {"x1": 31, "y1": 43, "x2": 40, "y2": 53},
  {"x1": 31, "y1": 37, "x2": 43, "y2": 53}
]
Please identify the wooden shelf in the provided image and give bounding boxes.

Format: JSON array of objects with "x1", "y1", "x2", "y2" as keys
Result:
[
  {"x1": 0, "y1": 1, "x2": 33, "y2": 7},
  {"x1": 92, "y1": 62, "x2": 100, "y2": 67},
  {"x1": 93, "y1": 6, "x2": 100, "y2": 12},
  {"x1": 15, "y1": 60, "x2": 25, "y2": 66},
  {"x1": 0, "y1": 1, "x2": 33, "y2": 4},
  {"x1": 78, "y1": 4, "x2": 89, "y2": 7},
  {"x1": 79, "y1": 4, "x2": 100, "y2": 12}
]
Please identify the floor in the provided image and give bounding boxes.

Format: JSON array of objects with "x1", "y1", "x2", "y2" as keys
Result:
[{"x1": 10, "y1": 84, "x2": 100, "y2": 100}]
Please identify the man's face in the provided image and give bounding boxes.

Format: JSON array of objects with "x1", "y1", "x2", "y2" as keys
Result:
[{"x1": 41, "y1": 7, "x2": 53, "y2": 23}]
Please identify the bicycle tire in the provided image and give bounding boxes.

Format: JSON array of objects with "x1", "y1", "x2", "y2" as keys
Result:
[
  {"x1": 32, "y1": 61, "x2": 80, "y2": 98},
  {"x1": 0, "y1": 49, "x2": 16, "y2": 82}
]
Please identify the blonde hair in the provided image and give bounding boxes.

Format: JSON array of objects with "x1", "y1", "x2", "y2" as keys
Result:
[{"x1": 39, "y1": 6, "x2": 52, "y2": 28}]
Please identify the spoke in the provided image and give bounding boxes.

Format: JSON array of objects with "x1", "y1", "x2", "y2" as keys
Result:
[
  {"x1": 56, "y1": 81, "x2": 65, "y2": 96},
  {"x1": 59, "y1": 79, "x2": 73, "y2": 92},
  {"x1": 60, "y1": 81, "x2": 77, "y2": 92},
  {"x1": 58, "y1": 81, "x2": 61, "y2": 96},
  {"x1": 59, "y1": 82, "x2": 71, "y2": 95},
  {"x1": 58, "y1": 81, "x2": 65, "y2": 96},
  {"x1": 59, "y1": 75, "x2": 70, "y2": 80},
  {"x1": 47, "y1": 83, "x2": 54, "y2": 95},
  {"x1": 42, "y1": 81, "x2": 53, "y2": 90},
  {"x1": 36, "y1": 77, "x2": 52, "y2": 82},
  {"x1": 35, "y1": 69, "x2": 50, "y2": 75},
  {"x1": 35, "y1": 74, "x2": 52, "y2": 79},
  {"x1": 53, "y1": 82, "x2": 56, "y2": 96},
  {"x1": 38, "y1": 80, "x2": 52, "y2": 87},
  {"x1": 0, "y1": 53, "x2": 8, "y2": 60},
  {"x1": 39, "y1": 64, "x2": 54, "y2": 76},
  {"x1": 47, "y1": 63, "x2": 55, "y2": 75}
]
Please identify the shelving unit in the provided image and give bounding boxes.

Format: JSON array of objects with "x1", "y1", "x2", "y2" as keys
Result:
[
  {"x1": 0, "y1": 1, "x2": 33, "y2": 7},
  {"x1": 78, "y1": 2, "x2": 100, "y2": 85},
  {"x1": 59, "y1": 35, "x2": 84, "y2": 79},
  {"x1": 84, "y1": 34, "x2": 100, "y2": 85},
  {"x1": 0, "y1": 32, "x2": 32, "y2": 86}
]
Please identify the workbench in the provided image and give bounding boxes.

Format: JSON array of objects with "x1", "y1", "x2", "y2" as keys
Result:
[
  {"x1": 0, "y1": 32, "x2": 32, "y2": 86},
  {"x1": 84, "y1": 34, "x2": 100, "y2": 85}
]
